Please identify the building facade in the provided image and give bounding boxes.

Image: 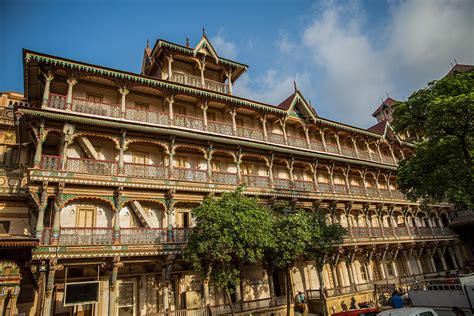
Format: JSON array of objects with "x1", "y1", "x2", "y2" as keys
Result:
[{"x1": 4, "y1": 36, "x2": 471, "y2": 315}]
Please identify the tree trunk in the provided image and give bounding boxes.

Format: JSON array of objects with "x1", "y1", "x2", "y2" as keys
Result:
[
  {"x1": 239, "y1": 274, "x2": 245, "y2": 311},
  {"x1": 204, "y1": 266, "x2": 212, "y2": 307},
  {"x1": 225, "y1": 287, "x2": 235, "y2": 316},
  {"x1": 286, "y1": 268, "x2": 292, "y2": 316},
  {"x1": 266, "y1": 266, "x2": 276, "y2": 306},
  {"x1": 316, "y1": 262, "x2": 328, "y2": 316}
]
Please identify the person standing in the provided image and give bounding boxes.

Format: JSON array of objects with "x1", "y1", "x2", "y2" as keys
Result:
[{"x1": 390, "y1": 290, "x2": 403, "y2": 309}]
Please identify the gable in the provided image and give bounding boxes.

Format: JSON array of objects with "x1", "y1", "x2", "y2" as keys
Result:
[
  {"x1": 193, "y1": 36, "x2": 219, "y2": 62},
  {"x1": 287, "y1": 92, "x2": 318, "y2": 120}
]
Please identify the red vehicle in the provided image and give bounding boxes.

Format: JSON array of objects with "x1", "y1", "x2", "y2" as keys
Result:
[{"x1": 332, "y1": 308, "x2": 381, "y2": 316}]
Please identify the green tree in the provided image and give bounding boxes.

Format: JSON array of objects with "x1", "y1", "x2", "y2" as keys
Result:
[
  {"x1": 264, "y1": 207, "x2": 345, "y2": 316},
  {"x1": 392, "y1": 72, "x2": 474, "y2": 208},
  {"x1": 184, "y1": 188, "x2": 274, "y2": 314}
]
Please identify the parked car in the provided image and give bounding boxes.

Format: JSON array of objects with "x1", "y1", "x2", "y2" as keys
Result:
[
  {"x1": 377, "y1": 307, "x2": 438, "y2": 316},
  {"x1": 332, "y1": 308, "x2": 381, "y2": 316}
]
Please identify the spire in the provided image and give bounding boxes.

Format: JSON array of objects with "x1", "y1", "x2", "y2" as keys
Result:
[
  {"x1": 186, "y1": 37, "x2": 190, "y2": 48},
  {"x1": 146, "y1": 39, "x2": 150, "y2": 49},
  {"x1": 293, "y1": 80, "x2": 298, "y2": 92},
  {"x1": 202, "y1": 27, "x2": 206, "y2": 36}
]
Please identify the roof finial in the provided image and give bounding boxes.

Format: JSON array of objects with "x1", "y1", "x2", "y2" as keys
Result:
[
  {"x1": 454, "y1": 58, "x2": 458, "y2": 65},
  {"x1": 293, "y1": 80, "x2": 297, "y2": 92},
  {"x1": 386, "y1": 92, "x2": 389, "y2": 99},
  {"x1": 146, "y1": 39, "x2": 150, "y2": 48},
  {"x1": 202, "y1": 27, "x2": 206, "y2": 36},
  {"x1": 186, "y1": 37, "x2": 190, "y2": 47}
]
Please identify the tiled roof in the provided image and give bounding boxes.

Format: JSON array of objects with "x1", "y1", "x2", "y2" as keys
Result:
[
  {"x1": 277, "y1": 92, "x2": 297, "y2": 110},
  {"x1": 372, "y1": 97, "x2": 398, "y2": 117},
  {"x1": 367, "y1": 120, "x2": 388, "y2": 135},
  {"x1": 0, "y1": 234, "x2": 38, "y2": 247},
  {"x1": 447, "y1": 64, "x2": 474, "y2": 75}
]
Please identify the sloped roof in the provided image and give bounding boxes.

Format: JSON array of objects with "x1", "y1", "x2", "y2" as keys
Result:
[
  {"x1": 367, "y1": 120, "x2": 388, "y2": 135},
  {"x1": 447, "y1": 63, "x2": 474, "y2": 75},
  {"x1": 277, "y1": 90, "x2": 319, "y2": 119},
  {"x1": 277, "y1": 92, "x2": 296, "y2": 110},
  {"x1": 372, "y1": 97, "x2": 398, "y2": 117}
]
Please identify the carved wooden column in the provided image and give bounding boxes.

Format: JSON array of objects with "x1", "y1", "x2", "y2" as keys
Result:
[
  {"x1": 352, "y1": 138, "x2": 360, "y2": 158},
  {"x1": 268, "y1": 153, "x2": 274, "y2": 188},
  {"x1": 113, "y1": 187, "x2": 123, "y2": 245},
  {"x1": 260, "y1": 114, "x2": 268, "y2": 142},
  {"x1": 42, "y1": 72, "x2": 54, "y2": 108},
  {"x1": 42, "y1": 259, "x2": 63, "y2": 316},
  {"x1": 35, "y1": 183, "x2": 48, "y2": 239},
  {"x1": 118, "y1": 130, "x2": 126, "y2": 175},
  {"x1": 206, "y1": 145, "x2": 213, "y2": 182},
  {"x1": 118, "y1": 87, "x2": 129, "y2": 117},
  {"x1": 65, "y1": 77, "x2": 77, "y2": 110},
  {"x1": 200, "y1": 101, "x2": 208, "y2": 131},
  {"x1": 51, "y1": 184, "x2": 64, "y2": 246},
  {"x1": 236, "y1": 149, "x2": 242, "y2": 184},
  {"x1": 168, "y1": 137, "x2": 175, "y2": 179},
  {"x1": 109, "y1": 257, "x2": 123, "y2": 316},
  {"x1": 230, "y1": 107, "x2": 237, "y2": 136},
  {"x1": 167, "y1": 95, "x2": 175, "y2": 125},
  {"x1": 33, "y1": 120, "x2": 47, "y2": 169},
  {"x1": 320, "y1": 130, "x2": 327, "y2": 152},
  {"x1": 167, "y1": 54, "x2": 174, "y2": 80},
  {"x1": 281, "y1": 119, "x2": 288, "y2": 145},
  {"x1": 335, "y1": 134, "x2": 342, "y2": 154},
  {"x1": 226, "y1": 70, "x2": 233, "y2": 95}
]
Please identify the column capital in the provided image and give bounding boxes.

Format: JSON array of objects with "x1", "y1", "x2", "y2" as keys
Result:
[
  {"x1": 67, "y1": 77, "x2": 78, "y2": 86},
  {"x1": 118, "y1": 87, "x2": 129, "y2": 96},
  {"x1": 43, "y1": 71, "x2": 54, "y2": 81}
]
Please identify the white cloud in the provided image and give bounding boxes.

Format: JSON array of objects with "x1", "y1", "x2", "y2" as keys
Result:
[
  {"x1": 233, "y1": 0, "x2": 474, "y2": 128},
  {"x1": 211, "y1": 34, "x2": 238, "y2": 60}
]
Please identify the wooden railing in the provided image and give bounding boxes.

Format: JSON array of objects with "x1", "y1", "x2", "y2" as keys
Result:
[
  {"x1": 124, "y1": 163, "x2": 168, "y2": 179},
  {"x1": 242, "y1": 175, "x2": 271, "y2": 188},
  {"x1": 45, "y1": 94, "x2": 399, "y2": 166},
  {"x1": 175, "y1": 167, "x2": 207, "y2": 182},
  {"x1": 40, "y1": 227, "x2": 190, "y2": 246},
  {"x1": 348, "y1": 226, "x2": 456, "y2": 239},
  {"x1": 212, "y1": 171, "x2": 238, "y2": 185},
  {"x1": 171, "y1": 72, "x2": 229, "y2": 94},
  {"x1": 66, "y1": 157, "x2": 118, "y2": 175}
]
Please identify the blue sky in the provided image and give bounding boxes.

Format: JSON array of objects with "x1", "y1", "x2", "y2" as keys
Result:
[{"x1": 1, "y1": 0, "x2": 473, "y2": 128}]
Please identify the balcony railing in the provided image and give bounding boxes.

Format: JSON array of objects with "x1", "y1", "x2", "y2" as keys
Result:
[
  {"x1": 287, "y1": 135, "x2": 308, "y2": 149},
  {"x1": 242, "y1": 175, "x2": 270, "y2": 188},
  {"x1": 366, "y1": 187, "x2": 379, "y2": 196},
  {"x1": 124, "y1": 163, "x2": 167, "y2": 179},
  {"x1": 350, "y1": 186, "x2": 365, "y2": 195},
  {"x1": 274, "y1": 178, "x2": 291, "y2": 190},
  {"x1": 175, "y1": 167, "x2": 207, "y2": 182},
  {"x1": 379, "y1": 189, "x2": 391, "y2": 198},
  {"x1": 334, "y1": 184, "x2": 348, "y2": 194},
  {"x1": 348, "y1": 226, "x2": 456, "y2": 240},
  {"x1": 45, "y1": 94, "x2": 399, "y2": 167},
  {"x1": 317, "y1": 183, "x2": 332, "y2": 193},
  {"x1": 39, "y1": 227, "x2": 190, "y2": 246},
  {"x1": 208, "y1": 120, "x2": 233, "y2": 136},
  {"x1": 171, "y1": 72, "x2": 229, "y2": 94},
  {"x1": 174, "y1": 114, "x2": 205, "y2": 131},
  {"x1": 293, "y1": 179, "x2": 314, "y2": 192},
  {"x1": 41, "y1": 155, "x2": 61, "y2": 170},
  {"x1": 236, "y1": 126, "x2": 264, "y2": 142},
  {"x1": 212, "y1": 171, "x2": 238, "y2": 185},
  {"x1": 72, "y1": 97, "x2": 121, "y2": 118},
  {"x1": 125, "y1": 107, "x2": 169, "y2": 126},
  {"x1": 66, "y1": 157, "x2": 118, "y2": 175}
]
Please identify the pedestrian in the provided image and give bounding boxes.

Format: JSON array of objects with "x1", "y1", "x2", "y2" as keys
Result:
[
  {"x1": 350, "y1": 296, "x2": 357, "y2": 309},
  {"x1": 389, "y1": 290, "x2": 403, "y2": 309}
]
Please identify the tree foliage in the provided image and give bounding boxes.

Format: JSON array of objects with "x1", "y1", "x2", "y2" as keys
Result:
[
  {"x1": 184, "y1": 187, "x2": 274, "y2": 290},
  {"x1": 392, "y1": 72, "x2": 474, "y2": 208}
]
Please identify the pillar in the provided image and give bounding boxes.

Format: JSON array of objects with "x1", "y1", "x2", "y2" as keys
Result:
[
  {"x1": 119, "y1": 87, "x2": 129, "y2": 116},
  {"x1": 42, "y1": 72, "x2": 54, "y2": 107},
  {"x1": 167, "y1": 95, "x2": 174, "y2": 125},
  {"x1": 428, "y1": 250, "x2": 437, "y2": 272},
  {"x1": 230, "y1": 107, "x2": 237, "y2": 135},
  {"x1": 281, "y1": 120, "x2": 288, "y2": 145},
  {"x1": 113, "y1": 210, "x2": 120, "y2": 245},
  {"x1": 391, "y1": 260, "x2": 398, "y2": 277},
  {"x1": 51, "y1": 202, "x2": 61, "y2": 245},
  {"x1": 304, "y1": 126, "x2": 311, "y2": 148},
  {"x1": 42, "y1": 261, "x2": 63, "y2": 316},
  {"x1": 320, "y1": 130, "x2": 327, "y2": 151},
  {"x1": 199, "y1": 61, "x2": 206, "y2": 87},
  {"x1": 260, "y1": 115, "x2": 268, "y2": 142},
  {"x1": 335, "y1": 134, "x2": 342, "y2": 154},
  {"x1": 118, "y1": 131, "x2": 126, "y2": 175},
  {"x1": 226, "y1": 70, "x2": 233, "y2": 95},
  {"x1": 109, "y1": 257, "x2": 123, "y2": 316},
  {"x1": 345, "y1": 260, "x2": 356, "y2": 289},
  {"x1": 415, "y1": 254, "x2": 423, "y2": 274},
  {"x1": 162, "y1": 263, "x2": 172, "y2": 312},
  {"x1": 168, "y1": 55, "x2": 174, "y2": 80},
  {"x1": 378, "y1": 260, "x2": 386, "y2": 279},
  {"x1": 376, "y1": 143, "x2": 383, "y2": 161},
  {"x1": 65, "y1": 77, "x2": 77, "y2": 110},
  {"x1": 438, "y1": 249, "x2": 448, "y2": 271},
  {"x1": 206, "y1": 156, "x2": 212, "y2": 182},
  {"x1": 403, "y1": 252, "x2": 413, "y2": 276},
  {"x1": 33, "y1": 124, "x2": 46, "y2": 169},
  {"x1": 35, "y1": 191, "x2": 47, "y2": 239},
  {"x1": 352, "y1": 138, "x2": 360, "y2": 158},
  {"x1": 201, "y1": 102, "x2": 208, "y2": 131}
]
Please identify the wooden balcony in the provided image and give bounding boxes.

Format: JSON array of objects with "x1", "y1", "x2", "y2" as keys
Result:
[
  {"x1": 124, "y1": 162, "x2": 168, "y2": 179},
  {"x1": 212, "y1": 171, "x2": 238, "y2": 185},
  {"x1": 241, "y1": 174, "x2": 270, "y2": 188},
  {"x1": 39, "y1": 227, "x2": 190, "y2": 246},
  {"x1": 348, "y1": 226, "x2": 455, "y2": 240},
  {"x1": 171, "y1": 72, "x2": 229, "y2": 94},
  {"x1": 45, "y1": 94, "x2": 399, "y2": 166},
  {"x1": 175, "y1": 167, "x2": 207, "y2": 182}
]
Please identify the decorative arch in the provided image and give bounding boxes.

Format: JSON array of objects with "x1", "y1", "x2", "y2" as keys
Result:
[
  {"x1": 240, "y1": 153, "x2": 270, "y2": 166},
  {"x1": 124, "y1": 198, "x2": 167, "y2": 210},
  {"x1": 125, "y1": 139, "x2": 169, "y2": 153},
  {"x1": 63, "y1": 195, "x2": 115, "y2": 210},
  {"x1": 69, "y1": 132, "x2": 120, "y2": 149},
  {"x1": 211, "y1": 149, "x2": 237, "y2": 162},
  {"x1": 173, "y1": 144, "x2": 207, "y2": 158}
]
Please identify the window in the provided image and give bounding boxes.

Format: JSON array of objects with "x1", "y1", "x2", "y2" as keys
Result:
[
  {"x1": 385, "y1": 263, "x2": 394, "y2": 277},
  {"x1": 207, "y1": 112, "x2": 216, "y2": 121},
  {"x1": 86, "y1": 93, "x2": 103, "y2": 103},
  {"x1": 134, "y1": 102, "x2": 149, "y2": 111},
  {"x1": 241, "y1": 164, "x2": 253, "y2": 175},
  {"x1": 118, "y1": 282, "x2": 136, "y2": 316},
  {"x1": 360, "y1": 265, "x2": 368, "y2": 282},
  {"x1": 175, "y1": 105, "x2": 186, "y2": 116},
  {"x1": 132, "y1": 151, "x2": 148, "y2": 165},
  {"x1": 0, "y1": 221, "x2": 10, "y2": 234},
  {"x1": 174, "y1": 156, "x2": 187, "y2": 168},
  {"x1": 211, "y1": 160, "x2": 221, "y2": 172},
  {"x1": 76, "y1": 207, "x2": 95, "y2": 228}
]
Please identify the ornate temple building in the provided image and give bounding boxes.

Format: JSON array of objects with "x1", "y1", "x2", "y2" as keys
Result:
[{"x1": 1, "y1": 35, "x2": 471, "y2": 315}]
